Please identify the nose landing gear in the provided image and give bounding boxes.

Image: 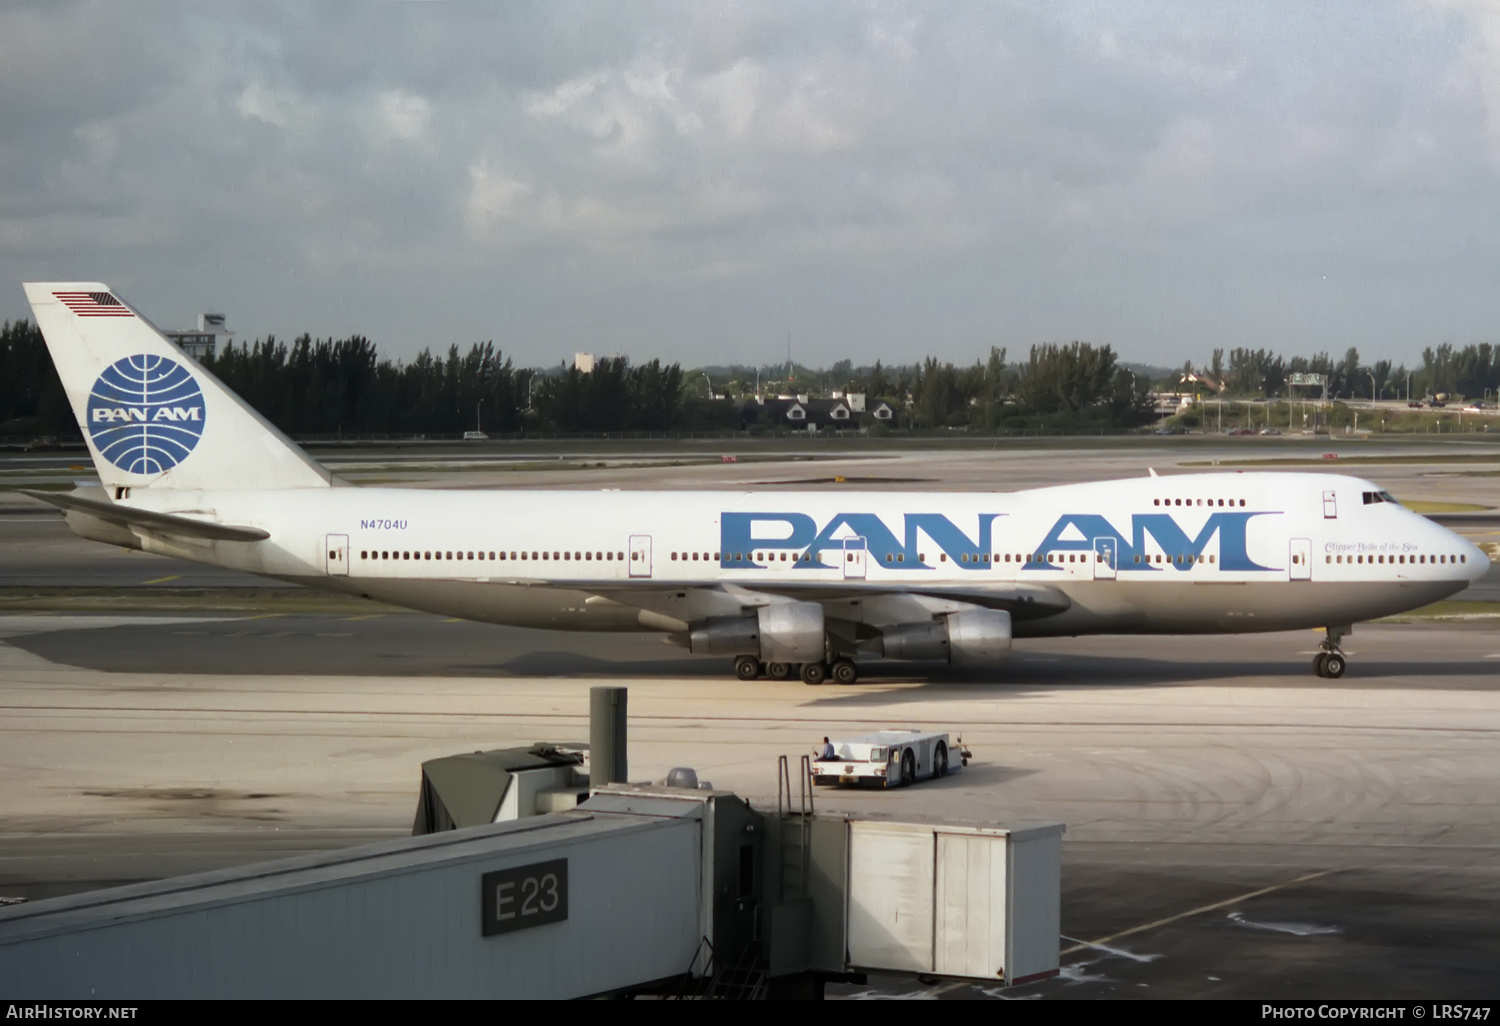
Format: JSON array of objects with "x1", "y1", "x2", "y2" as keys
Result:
[{"x1": 1314, "y1": 625, "x2": 1351, "y2": 678}]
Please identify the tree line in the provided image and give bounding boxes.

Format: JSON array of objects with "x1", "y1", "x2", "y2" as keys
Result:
[
  {"x1": 1201, "y1": 343, "x2": 1500, "y2": 400},
  {"x1": 3, "y1": 314, "x2": 1498, "y2": 439}
]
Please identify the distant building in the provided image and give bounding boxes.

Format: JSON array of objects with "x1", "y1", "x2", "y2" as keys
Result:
[
  {"x1": 739, "y1": 396, "x2": 858, "y2": 430},
  {"x1": 164, "y1": 313, "x2": 232, "y2": 362},
  {"x1": 574, "y1": 353, "x2": 596, "y2": 373},
  {"x1": 1179, "y1": 370, "x2": 1223, "y2": 393}
]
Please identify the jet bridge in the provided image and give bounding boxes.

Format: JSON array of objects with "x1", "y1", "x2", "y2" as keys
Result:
[{"x1": 0, "y1": 693, "x2": 1062, "y2": 999}]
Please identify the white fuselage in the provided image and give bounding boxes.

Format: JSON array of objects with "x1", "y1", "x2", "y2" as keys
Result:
[{"x1": 84, "y1": 471, "x2": 1486, "y2": 638}]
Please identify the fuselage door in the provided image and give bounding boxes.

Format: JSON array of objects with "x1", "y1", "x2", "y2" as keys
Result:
[
  {"x1": 629, "y1": 535, "x2": 653, "y2": 578},
  {"x1": 843, "y1": 536, "x2": 868, "y2": 580},
  {"x1": 325, "y1": 533, "x2": 349, "y2": 577},
  {"x1": 1289, "y1": 538, "x2": 1312, "y2": 581},
  {"x1": 1092, "y1": 537, "x2": 1117, "y2": 580},
  {"x1": 1322, "y1": 490, "x2": 1338, "y2": 519}
]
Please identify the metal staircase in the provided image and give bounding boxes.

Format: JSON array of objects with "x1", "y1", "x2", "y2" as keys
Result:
[{"x1": 776, "y1": 754, "x2": 815, "y2": 902}]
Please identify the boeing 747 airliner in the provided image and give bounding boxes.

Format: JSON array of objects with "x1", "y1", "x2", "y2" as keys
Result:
[{"x1": 19, "y1": 282, "x2": 1488, "y2": 683}]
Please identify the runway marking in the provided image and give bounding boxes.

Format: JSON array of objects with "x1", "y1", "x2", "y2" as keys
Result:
[
  {"x1": 924, "y1": 868, "x2": 1339, "y2": 997},
  {"x1": 443, "y1": 618, "x2": 464, "y2": 623},
  {"x1": 142, "y1": 575, "x2": 181, "y2": 585},
  {"x1": 1057, "y1": 869, "x2": 1338, "y2": 957},
  {"x1": 245, "y1": 613, "x2": 284, "y2": 620},
  {"x1": 343, "y1": 615, "x2": 384, "y2": 621}
]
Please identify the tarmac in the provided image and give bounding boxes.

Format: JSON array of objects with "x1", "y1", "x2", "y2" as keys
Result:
[{"x1": 1, "y1": 437, "x2": 1498, "y2": 998}]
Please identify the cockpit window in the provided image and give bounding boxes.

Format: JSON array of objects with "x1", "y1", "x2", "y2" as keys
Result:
[{"x1": 1362, "y1": 490, "x2": 1401, "y2": 506}]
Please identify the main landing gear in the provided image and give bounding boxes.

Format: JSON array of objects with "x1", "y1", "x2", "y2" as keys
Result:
[
  {"x1": 731, "y1": 657, "x2": 860, "y2": 685},
  {"x1": 1313, "y1": 625, "x2": 1351, "y2": 679}
]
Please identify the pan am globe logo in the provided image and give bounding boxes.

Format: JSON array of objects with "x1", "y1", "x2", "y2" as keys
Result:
[{"x1": 86, "y1": 355, "x2": 207, "y2": 475}]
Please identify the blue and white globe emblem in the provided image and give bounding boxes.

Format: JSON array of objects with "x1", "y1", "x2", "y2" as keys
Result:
[{"x1": 86, "y1": 355, "x2": 207, "y2": 475}]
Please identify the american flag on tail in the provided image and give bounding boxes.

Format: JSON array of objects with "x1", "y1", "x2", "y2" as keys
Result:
[{"x1": 53, "y1": 291, "x2": 135, "y2": 317}]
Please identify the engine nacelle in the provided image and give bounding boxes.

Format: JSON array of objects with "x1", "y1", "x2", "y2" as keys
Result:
[
  {"x1": 945, "y1": 609, "x2": 1012, "y2": 666},
  {"x1": 688, "y1": 615, "x2": 761, "y2": 656},
  {"x1": 878, "y1": 621, "x2": 950, "y2": 661},
  {"x1": 878, "y1": 609, "x2": 1012, "y2": 666},
  {"x1": 756, "y1": 601, "x2": 826, "y2": 663},
  {"x1": 687, "y1": 601, "x2": 826, "y2": 663}
]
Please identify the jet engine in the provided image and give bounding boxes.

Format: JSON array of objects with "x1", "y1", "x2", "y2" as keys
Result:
[
  {"x1": 878, "y1": 609, "x2": 1012, "y2": 666},
  {"x1": 687, "y1": 601, "x2": 826, "y2": 663}
]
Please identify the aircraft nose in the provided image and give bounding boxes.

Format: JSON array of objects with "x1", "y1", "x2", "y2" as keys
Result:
[{"x1": 1465, "y1": 537, "x2": 1491, "y2": 581}]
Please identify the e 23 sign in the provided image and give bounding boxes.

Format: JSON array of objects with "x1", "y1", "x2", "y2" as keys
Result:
[{"x1": 481, "y1": 859, "x2": 568, "y2": 936}]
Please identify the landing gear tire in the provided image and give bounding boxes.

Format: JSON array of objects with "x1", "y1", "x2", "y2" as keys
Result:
[
  {"x1": 800, "y1": 661, "x2": 828, "y2": 686},
  {"x1": 934, "y1": 742, "x2": 948, "y2": 778},
  {"x1": 767, "y1": 662, "x2": 791, "y2": 680},
  {"x1": 830, "y1": 658, "x2": 858, "y2": 684},
  {"x1": 733, "y1": 655, "x2": 761, "y2": 681},
  {"x1": 1314, "y1": 625, "x2": 1352, "y2": 679}
]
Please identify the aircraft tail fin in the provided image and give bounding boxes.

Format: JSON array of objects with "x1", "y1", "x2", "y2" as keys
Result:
[{"x1": 22, "y1": 282, "x2": 331, "y2": 492}]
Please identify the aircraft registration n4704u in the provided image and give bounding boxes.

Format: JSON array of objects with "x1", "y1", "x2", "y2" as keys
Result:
[{"x1": 21, "y1": 282, "x2": 1488, "y2": 683}]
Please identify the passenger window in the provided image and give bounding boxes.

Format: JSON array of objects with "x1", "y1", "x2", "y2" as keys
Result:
[{"x1": 897, "y1": 553, "x2": 905, "y2": 563}]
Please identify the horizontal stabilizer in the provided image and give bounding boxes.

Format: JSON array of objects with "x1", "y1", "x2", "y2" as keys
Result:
[{"x1": 21, "y1": 490, "x2": 270, "y2": 542}]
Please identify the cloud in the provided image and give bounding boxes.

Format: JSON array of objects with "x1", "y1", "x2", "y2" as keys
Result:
[
  {"x1": 378, "y1": 90, "x2": 431, "y2": 143},
  {"x1": 0, "y1": 2, "x2": 1497, "y2": 368}
]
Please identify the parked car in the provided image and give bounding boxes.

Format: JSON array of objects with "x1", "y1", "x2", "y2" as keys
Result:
[
  {"x1": 1227, "y1": 428, "x2": 1255, "y2": 435},
  {"x1": 1408, "y1": 401, "x2": 1424, "y2": 408},
  {"x1": 1259, "y1": 428, "x2": 1282, "y2": 435}
]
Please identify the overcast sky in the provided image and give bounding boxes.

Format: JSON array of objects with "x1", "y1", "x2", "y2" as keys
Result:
[{"x1": 4, "y1": 1, "x2": 1500, "y2": 369}]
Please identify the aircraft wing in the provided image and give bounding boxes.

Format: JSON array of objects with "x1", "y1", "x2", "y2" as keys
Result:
[
  {"x1": 20, "y1": 489, "x2": 271, "y2": 543},
  {"x1": 582, "y1": 579, "x2": 1071, "y2": 627},
  {"x1": 711, "y1": 580, "x2": 1072, "y2": 619}
]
